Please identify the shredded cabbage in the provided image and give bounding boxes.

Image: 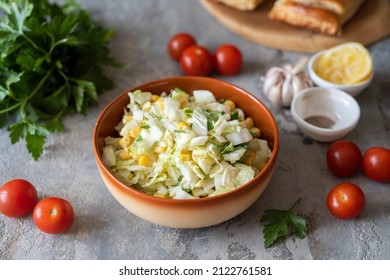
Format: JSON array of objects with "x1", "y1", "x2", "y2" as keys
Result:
[{"x1": 103, "y1": 88, "x2": 272, "y2": 199}]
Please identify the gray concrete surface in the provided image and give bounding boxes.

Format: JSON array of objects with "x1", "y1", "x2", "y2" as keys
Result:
[{"x1": 1, "y1": 0, "x2": 389, "y2": 260}]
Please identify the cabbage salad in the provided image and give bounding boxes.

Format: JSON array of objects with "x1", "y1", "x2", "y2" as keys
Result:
[{"x1": 102, "y1": 88, "x2": 271, "y2": 199}]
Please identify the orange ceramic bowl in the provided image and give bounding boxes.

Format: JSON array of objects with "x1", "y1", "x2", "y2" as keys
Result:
[{"x1": 93, "y1": 77, "x2": 279, "y2": 228}]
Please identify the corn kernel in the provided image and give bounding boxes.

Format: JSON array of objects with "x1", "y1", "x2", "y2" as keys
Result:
[
  {"x1": 177, "y1": 94, "x2": 188, "y2": 108},
  {"x1": 119, "y1": 149, "x2": 131, "y2": 160},
  {"x1": 119, "y1": 135, "x2": 133, "y2": 148},
  {"x1": 151, "y1": 95, "x2": 160, "y2": 102},
  {"x1": 224, "y1": 100, "x2": 236, "y2": 111},
  {"x1": 177, "y1": 121, "x2": 190, "y2": 130},
  {"x1": 138, "y1": 155, "x2": 152, "y2": 167},
  {"x1": 130, "y1": 126, "x2": 142, "y2": 138},
  {"x1": 123, "y1": 115, "x2": 133, "y2": 123},
  {"x1": 251, "y1": 127, "x2": 261, "y2": 138},
  {"x1": 154, "y1": 146, "x2": 167, "y2": 153},
  {"x1": 179, "y1": 152, "x2": 191, "y2": 161},
  {"x1": 241, "y1": 117, "x2": 254, "y2": 128},
  {"x1": 119, "y1": 137, "x2": 127, "y2": 148},
  {"x1": 243, "y1": 150, "x2": 256, "y2": 166}
]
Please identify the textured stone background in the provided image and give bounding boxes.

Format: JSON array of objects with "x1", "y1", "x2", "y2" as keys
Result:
[{"x1": 1, "y1": 0, "x2": 389, "y2": 260}]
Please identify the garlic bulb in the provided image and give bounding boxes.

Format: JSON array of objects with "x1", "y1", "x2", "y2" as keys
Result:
[{"x1": 263, "y1": 58, "x2": 313, "y2": 107}]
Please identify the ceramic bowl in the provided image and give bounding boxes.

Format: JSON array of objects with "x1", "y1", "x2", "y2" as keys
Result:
[
  {"x1": 291, "y1": 87, "x2": 360, "y2": 142},
  {"x1": 307, "y1": 50, "x2": 373, "y2": 97},
  {"x1": 93, "y1": 76, "x2": 279, "y2": 228}
]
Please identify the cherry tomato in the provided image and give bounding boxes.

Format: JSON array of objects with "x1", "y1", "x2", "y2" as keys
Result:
[
  {"x1": 326, "y1": 140, "x2": 362, "y2": 177},
  {"x1": 326, "y1": 182, "x2": 365, "y2": 219},
  {"x1": 167, "y1": 33, "x2": 197, "y2": 61},
  {"x1": 362, "y1": 147, "x2": 390, "y2": 182},
  {"x1": 0, "y1": 179, "x2": 38, "y2": 218},
  {"x1": 214, "y1": 44, "x2": 243, "y2": 75},
  {"x1": 33, "y1": 197, "x2": 74, "y2": 234},
  {"x1": 180, "y1": 45, "x2": 213, "y2": 76}
]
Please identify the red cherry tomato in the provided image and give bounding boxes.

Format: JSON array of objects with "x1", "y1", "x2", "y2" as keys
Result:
[
  {"x1": 326, "y1": 140, "x2": 362, "y2": 177},
  {"x1": 33, "y1": 197, "x2": 74, "y2": 234},
  {"x1": 362, "y1": 147, "x2": 390, "y2": 182},
  {"x1": 0, "y1": 179, "x2": 38, "y2": 218},
  {"x1": 180, "y1": 45, "x2": 213, "y2": 76},
  {"x1": 167, "y1": 33, "x2": 197, "y2": 61},
  {"x1": 214, "y1": 44, "x2": 243, "y2": 75},
  {"x1": 326, "y1": 182, "x2": 365, "y2": 219}
]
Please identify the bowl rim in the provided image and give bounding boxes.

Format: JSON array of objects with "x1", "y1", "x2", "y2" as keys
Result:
[
  {"x1": 307, "y1": 49, "x2": 373, "y2": 89},
  {"x1": 93, "y1": 76, "x2": 280, "y2": 205},
  {"x1": 291, "y1": 87, "x2": 361, "y2": 135}
]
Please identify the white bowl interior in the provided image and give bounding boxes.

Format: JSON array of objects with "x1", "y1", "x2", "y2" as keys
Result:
[
  {"x1": 291, "y1": 88, "x2": 360, "y2": 141},
  {"x1": 295, "y1": 90, "x2": 358, "y2": 130}
]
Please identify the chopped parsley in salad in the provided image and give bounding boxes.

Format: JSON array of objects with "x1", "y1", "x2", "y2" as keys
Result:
[{"x1": 102, "y1": 88, "x2": 271, "y2": 199}]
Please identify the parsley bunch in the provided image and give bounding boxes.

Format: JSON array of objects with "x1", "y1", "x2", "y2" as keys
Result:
[{"x1": 0, "y1": 0, "x2": 120, "y2": 159}]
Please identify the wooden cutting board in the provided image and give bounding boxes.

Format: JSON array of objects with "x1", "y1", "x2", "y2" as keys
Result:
[{"x1": 200, "y1": 0, "x2": 390, "y2": 53}]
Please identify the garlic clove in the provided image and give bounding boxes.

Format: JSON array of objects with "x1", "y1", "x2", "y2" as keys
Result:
[
  {"x1": 263, "y1": 68, "x2": 284, "y2": 95},
  {"x1": 292, "y1": 75, "x2": 306, "y2": 95},
  {"x1": 267, "y1": 81, "x2": 283, "y2": 106},
  {"x1": 281, "y1": 74, "x2": 294, "y2": 106},
  {"x1": 282, "y1": 88, "x2": 294, "y2": 106}
]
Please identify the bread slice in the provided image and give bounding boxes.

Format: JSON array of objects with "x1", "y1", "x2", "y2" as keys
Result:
[
  {"x1": 210, "y1": 0, "x2": 266, "y2": 11},
  {"x1": 285, "y1": 0, "x2": 346, "y2": 14},
  {"x1": 268, "y1": 0, "x2": 366, "y2": 35}
]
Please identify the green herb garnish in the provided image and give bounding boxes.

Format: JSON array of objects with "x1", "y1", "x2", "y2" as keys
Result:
[
  {"x1": 0, "y1": 0, "x2": 120, "y2": 159},
  {"x1": 183, "y1": 108, "x2": 193, "y2": 115},
  {"x1": 230, "y1": 110, "x2": 239, "y2": 120},
  {"x1": 208, "y1": 110, "x2": 223, "y2": 120},
  {"x1": 139, "y1": 124, "x2": 151, "y2": 129},
  {"x1": 260, "y1": 198, "x2": 307, "y2": 248},
  {"x1": 207, "y1": 119, "x2": 214, "y2": 131}
]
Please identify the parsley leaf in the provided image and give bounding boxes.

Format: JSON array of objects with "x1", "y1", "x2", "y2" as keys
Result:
[
  {"x1": 25, "y1": 132, "x2": 46, "y2": 160},
  {"x1": 260, "y1": 198, "x2": 307, "y2": 248},
  {"x1": 138, "y1": 123, "x2": 151, "y2": 129},
  {"x1": 183, "y1": 108, "x2": 193, "y2": 115},
  {"x1": 230, "y1": 110, "x2": 239, "y2": 120},
  {"x1": 0, "y1": 0, "x2": 120, "y2": 159},
  {"x1": 207, "y1": 119, "x2": 214, "y2": 131}
]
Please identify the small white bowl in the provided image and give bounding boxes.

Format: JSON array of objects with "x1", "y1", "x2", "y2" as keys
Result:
[
  {"x1": 291, "y1": 87, "x2": 360, "y2": 142},
  {"x1": 307, "y1": 50, "x2": 373, "y2": 97}
]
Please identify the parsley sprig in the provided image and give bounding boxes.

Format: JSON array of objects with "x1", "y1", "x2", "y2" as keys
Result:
[
  {"x1": 0, "y1": 0, "x2": 120, "y2": 159},
  {"x1": 260, "y1": 198, "x2": 308, "y2": 248}
]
